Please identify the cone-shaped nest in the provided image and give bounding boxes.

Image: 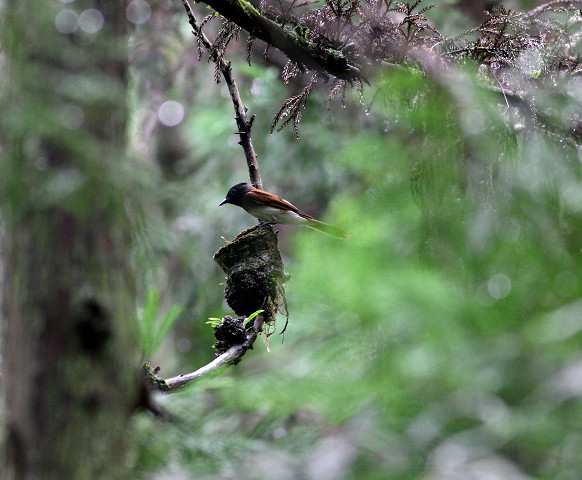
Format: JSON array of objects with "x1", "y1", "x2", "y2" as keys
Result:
[{"x1": 213, "y1": 223, "x2": 287, "y2": 324}]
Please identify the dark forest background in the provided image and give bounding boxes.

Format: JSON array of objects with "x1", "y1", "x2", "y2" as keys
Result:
[{"x1": 2, "y1": 0, "x2": 582, "y2": 479}]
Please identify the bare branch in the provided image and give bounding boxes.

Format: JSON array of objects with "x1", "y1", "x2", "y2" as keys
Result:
[
  {"x1": 150, "y1": 315, "x2": 264, "y2": 392},
  {"x1": 180, "y1": 0, "x2": 262, "y2": 188}
]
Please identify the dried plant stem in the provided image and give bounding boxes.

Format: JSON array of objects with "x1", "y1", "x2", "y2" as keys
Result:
[{"x1": 180, "y1": 0, "x2": 262, "y2": 188}]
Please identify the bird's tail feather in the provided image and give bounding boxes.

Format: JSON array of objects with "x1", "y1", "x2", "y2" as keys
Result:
[{"x1": 305, "y1": 219, "x2": 349, "y2": 239}]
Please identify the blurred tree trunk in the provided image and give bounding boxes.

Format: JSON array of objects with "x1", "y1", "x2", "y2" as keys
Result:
[{"x1": 1, "y1": 1, "x2": 138, "y2": 479}]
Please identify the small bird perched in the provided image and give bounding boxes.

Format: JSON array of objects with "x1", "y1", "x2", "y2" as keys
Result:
[{"x1": 219, "y1": 182, "x2": 349, "y2": 239}]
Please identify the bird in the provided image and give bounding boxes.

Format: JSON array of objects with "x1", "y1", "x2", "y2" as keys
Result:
[{"x1": 219, "y1": 182, "x2": 349, "y2": 239}]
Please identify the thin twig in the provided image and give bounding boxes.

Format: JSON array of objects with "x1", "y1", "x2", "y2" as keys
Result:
[
  {"x1": 492, "y1": 73, "x2": 510, "y2": 109},
  {"x1": 164, "y1": 347, "x2": 245, "y2": 388},
  {"x1": 521, "y1": 0, "x2": 582, "y2": 19},
  {"x1": 180, "y1": 0, "x2": 262, "y2": 188}
]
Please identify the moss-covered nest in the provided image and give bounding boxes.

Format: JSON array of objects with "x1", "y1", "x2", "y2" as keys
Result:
[{"x1": 213, "y1": 223, "x2": 287, "y2": 326}]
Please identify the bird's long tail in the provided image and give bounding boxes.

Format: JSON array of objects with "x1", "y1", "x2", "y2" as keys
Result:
[{"x1": 305, "y1": 219, "x2": 349, "y2": 239}]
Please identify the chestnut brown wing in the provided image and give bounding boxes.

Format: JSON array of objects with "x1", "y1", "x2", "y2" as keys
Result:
[{"x1": 248, "y1": 188, "x2": 313, "y2": 219}]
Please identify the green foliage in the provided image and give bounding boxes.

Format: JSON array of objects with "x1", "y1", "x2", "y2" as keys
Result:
[
  {"x1": 205, "y1": 310, "x2": 263, "y2": 330},
  {"x1": 123, "y1": 2, "x2": 582, "y2": 479},
  {"x1": 206, "y1": 317, "x2": 223, "y2": 328},
  {"x1": 136, "y1": 288, "x2": 183, "y2": 357},
  {"x1": 132, "y1": 59, "x2": 582, "y2": 480},
  {"x1": 243, "y1": 309, "x2": 264, "y2": 326},
  {"x1": 6, "y1": 0, "x2": 579, "y2": 477}
]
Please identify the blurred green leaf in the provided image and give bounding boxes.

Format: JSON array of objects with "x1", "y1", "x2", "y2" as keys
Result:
[
  {"x1": 136, "y1": 288, "x2": 182, "y2": 357},
  {"x1": 243, "y1": 309, "x2": 264, "y2": 326}
]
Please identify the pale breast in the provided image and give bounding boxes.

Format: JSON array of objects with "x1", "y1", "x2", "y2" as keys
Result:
[{"x1": 246, "y1": 205, "x2": 308, "y2": 225}]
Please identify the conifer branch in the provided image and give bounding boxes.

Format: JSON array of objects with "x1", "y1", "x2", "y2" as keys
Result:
[{"x1": 194, "y1": 0, "x2": 363, "y2": 83}]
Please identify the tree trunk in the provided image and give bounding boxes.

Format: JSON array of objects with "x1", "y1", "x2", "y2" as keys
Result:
[{"x1": 1, "y1": 1, "x2": 138, "y2": 478}]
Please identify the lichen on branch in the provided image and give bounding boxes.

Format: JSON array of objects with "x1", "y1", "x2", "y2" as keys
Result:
[{"x1": 199, "y1": 0, "x2": 364, "y2": 81}]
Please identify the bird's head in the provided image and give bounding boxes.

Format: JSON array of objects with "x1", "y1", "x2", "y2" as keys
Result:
[{"x1": 219, "y1": 182, "x2": 253, "y2": 207}]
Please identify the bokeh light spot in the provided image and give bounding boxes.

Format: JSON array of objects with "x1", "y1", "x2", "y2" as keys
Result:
[
  {"x1": 126, "y1": 0, "x2": 151, "y2": 25},
  {"x1": 60, "y1": 104, "x2": 85, "y2": 130},
  {"x1": 158, "y1": 100, "x2": 185, "y2": 127},
  {"x1": 79, "y1": 9, "x2": 104, "y2": 34},
  {"x1": 55, "y1": 9, "x2": 79, "y2": 34},
  {"x1": 487, "y1": 273, "x2": 511, "y2": 300}
]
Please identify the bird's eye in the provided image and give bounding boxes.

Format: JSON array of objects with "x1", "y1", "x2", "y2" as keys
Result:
[{"x1": 229, "y1": 187, "x2": 236, "y2": 196}]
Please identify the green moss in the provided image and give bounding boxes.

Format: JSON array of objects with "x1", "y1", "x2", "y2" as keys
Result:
[
  {"x1": 294, "y1": 25, "x2": 310, "y2": 39},
  {"x1": 234, "y1": 0, "x2": 260, "y2": 17},
  {"x1": 213, "y1": 223, "x2": 286, "y2": 323},
  {"x1": 143, "y1": 362, "x2": 170, "y2": 392}
]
